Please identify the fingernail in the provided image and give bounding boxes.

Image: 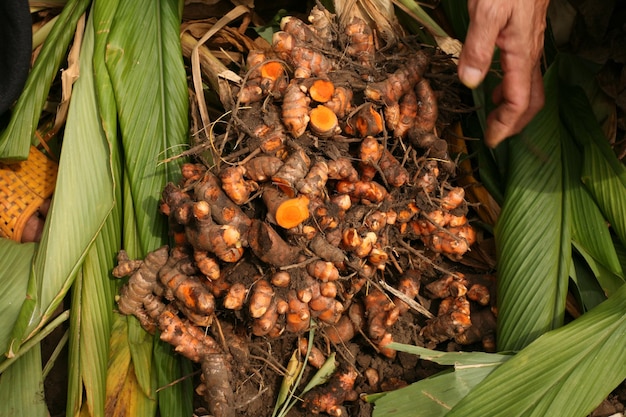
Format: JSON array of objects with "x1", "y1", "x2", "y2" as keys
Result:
[{"x1": 459, "y1": 66, "x2": 483, "y2": 89}]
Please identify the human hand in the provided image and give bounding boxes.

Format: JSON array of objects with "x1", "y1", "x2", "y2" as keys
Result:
[{"x1": 457, "y1": 0, "x2": 550, "y2": 148}]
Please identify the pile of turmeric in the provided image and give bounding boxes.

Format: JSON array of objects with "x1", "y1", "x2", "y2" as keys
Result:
[{"x1": 114, "y1": 5, "x2": 489, "y2": 416}]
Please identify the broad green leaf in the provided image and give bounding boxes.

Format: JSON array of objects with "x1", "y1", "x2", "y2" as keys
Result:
[
  {"x1": 447, "y1": 282, "x2": 626, "y2": 417},
  {"x1": 385, "y1": 343, "x2": 510, "y2": 366},
  {"x1": 570, "y1": 250, "x2": 608, "y2": 311},
  {"x1": 105, "y1": 315, "x2": 157, "y2": 417},
  {"x1": 62, "y1": 11, "x2": 121, "y2": 417},
  {"x1": 562, "y1": 125, "x2": 624, "y2": 294},
  {"x1": 8, "y1": 1, "x2": 116, "y2": 355},
  {"x1": 0, "y1": 241, "x2": 34, "y2": 355},
  {"x1": 0, "y1": 0, "x2": 91, "y2": 160},
  {"x1": 105, "y1": 0, "x2": 188, "y2": 255},
  {"x1": 0, "y1": 344, "x2": 46, "y2": 417},
  {"x1": 105, "y1": 1, "x2": 191, "y2": 414},
  {"x1": 495, "y1": 64, "x2": 569, "y2": 351},
  {"x1": 153, "y1": 339, "x2": 194, "y2": 417},
  {"x1": 369, "y1": 345, "x2": 510, "y2": 416},
  {"x1": 560, "y1": 86, "x2": 626, "y2": 250}
]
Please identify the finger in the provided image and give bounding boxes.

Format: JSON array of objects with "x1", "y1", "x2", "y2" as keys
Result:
[
  {"x1": 458, "y1": 0, "x2": 509, "y2": 88},
  {"x1": 484, "y1": 51, "x2": 533, "y2": 147},
  {"x1": 499, "y1": 63, "x2": 544, "y2": 133}
]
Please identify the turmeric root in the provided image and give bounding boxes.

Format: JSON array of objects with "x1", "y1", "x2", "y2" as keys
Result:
[
  {"x1": 158, "y1": 247, "x2": 216, "y2": 319},
  {"x1": 262, "y1": 186, "x2": 310, "y2": 229},
  {"x1": 194, "y1": 250, "x2": 221, "y2": 281},
  {"x1": 272, "y1": 145, "x2": 311, "y2": 197},
  {"x1": 307, "y1": 260, "x2": 340, "y2": 282},
  {"x1": 253, "y1": 121, "x2": 289, "y2": 154},
  {"x1": 325, "y1": 86, "x2": 353, "y2": 118},
  {"x1": 296, "y1": 160, "x2": 329, "y2": 198},
  {"x1": 307, "y1": 5, "x2": 335, "y2": 46},
  {"x1": 282, "y1": 82, "x2": 311, "y2": 138},
  {"x1": 344, "y1": 103, "x2": 384, "y2": 137},
  {"x1": 344, "y1": 16, "x2": 375, "y2": 68},
  {"x1": 327, "y1": 157, "x2": 359, "y2": 182},
  {"x1": 252, "y1": 299, "x2": 280, "y2": 336},
  {"x1": 281, "y1": 15, "x2": 326, "y2": 48},
  {"x1": 335, "y1": 180, "x2": 388, "y2": 204},
  {"x1": 290, "y1": 46, "x2": 335, "y2": 79},
  {"x1": 325, "y1": 302, "x2": 363, "y2": 344},
  {"x1": 186, "y1": 201, "x2": 244, "y2": 263},
  {"x1": 298, "y1": 338, "x2": 326, "y2": 369},
  {"x1": 286, "y1": 289, "x2": 311, "y2": 332},
  {"x1": 223, "y1": 282, "x2": 247, "y2": 310},
  {"x1": 359, "y1": 136, "x2": 384, "y2": 165},
  {"x1": 270, "y1": 270, "x2": 291, "y2": 288},
  {"x1": 379, "y1": 149, "x2": 409, "y2": 187},
  {"x1": 421, "y1": 310, "x2": 472, "y2": 345},
  {"x1": 364, "y1": 288, "x2": 396, "y2": 358},
  {"x1": 243, "y1": 155, "x2": 284, "y2": 182},
  {"x1": 441, "y1": 187, "x2": 465, "y2": 211},
  {"x1": 249, "y1": 279, "x2": 274, "y2": 319},
  {"x1": 414, "y1": 78, "x2": 438, "y2": 133},
  {"x1": 364, "y1": 52, "x2": 428, "y2": 105},
  {"x1": 114, "y1": 246, "x2": 170, "y2": 332},
  {"x1": 302, "y1": 366, "x2": 358, "y2": 416},
  {"x1": 194, "y1": 171, "x2": 252, "y2": 238},
  {"x1": 309, "y1": 234, "x2": 346, "y2": 264},
  {"x1": 219, "y1": 166, "x2": 258, "y2": 205},
  {"x1": 248, "y1": 219, "x2": 301, "y2": 267},
  {"x1": 392, "y1": 88, "x2": 418, "y2": 138}
]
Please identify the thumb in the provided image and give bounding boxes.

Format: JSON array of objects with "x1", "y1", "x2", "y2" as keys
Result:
[{"x1": 458, "y1": 7, "x2": 502, "y2": 88}]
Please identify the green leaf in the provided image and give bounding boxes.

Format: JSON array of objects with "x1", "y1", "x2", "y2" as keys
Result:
[
  {"x1": 8, "y1": 2, "x2": 116, "y2": 355},
  {"x1": 495, "y1": 64, "x2": 570, "y2": 351},
  {"x1": 0, "y1": 0, "x2": 91, "y2": 160},
  {"x1": 570, "y1": 251, "x2": 608, "y2": 311},
  {"x1": 562, "y1": 125, "x2": 624, "y2": 295},
  {"x1": 153, "y1": 340, "x2": 194, "y2": 417},
  {"x1": 0, "y1": 344, "x2": 46, "y2": 417},
  {"x1": 560, "y1": 86, "x2": 626, "y2": 251},
  {"x1": 105, "y1": 0, "x2": 188, "y2": 255},
  {"x1": 104, "y1": 1, "x2": 192, "y2": 415},
  {"x1": 0, "y1": 241, "x2": 34, "y2": 355},
  {"x1": 447, "y1": 282, "x2": 626, "y2": 417},
  {"x1": 369, "y1": 345, "x2": 510, "y2": 416}
]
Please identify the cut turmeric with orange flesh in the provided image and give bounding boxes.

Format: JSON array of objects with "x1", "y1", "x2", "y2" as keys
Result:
[
  {"x1": 309, "y1": 79, "x2": 335, "y2": 103},
  {"x1": 260, "y1": 61, "x2": 284, "y2": 81},
  {"x1": 275, "y1": 195, "x2": 310, "y2": 229},
  {"x1": 309, "y1": 105, "x2": 340, "y2": 137}
]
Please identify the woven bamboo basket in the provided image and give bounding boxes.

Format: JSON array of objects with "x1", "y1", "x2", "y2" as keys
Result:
[{"x1": 0, "y1": 146, "x2": 58, "y2": 242}]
